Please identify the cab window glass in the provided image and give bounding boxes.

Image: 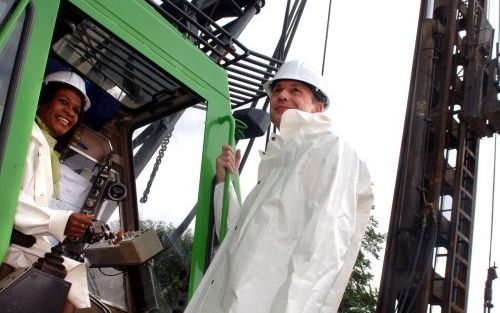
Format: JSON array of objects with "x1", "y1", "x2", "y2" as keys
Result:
[
  {"x1": 55, "y1": 120, "x2": 128, "y2": 309},
  {"x1": 133, "y1": 106, "x2": 206, "y2": 311},
  {"x1": 0, "y1": 5, "x2": 25, "y2": 123},
  {"x1": 52, "y1": 17, "x2": 179, "y2": 110},
  {"x1": 0, "y1": 0, "x2": 16, "y2": 25}
]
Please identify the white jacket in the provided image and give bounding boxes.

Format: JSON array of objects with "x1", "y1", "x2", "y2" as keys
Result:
[
  {"x1": 4, "y1": 122, "x2": 90, "y2": 308},
  {"x1": 185, "y1": 109, "x2": 374, "y2": 313}
]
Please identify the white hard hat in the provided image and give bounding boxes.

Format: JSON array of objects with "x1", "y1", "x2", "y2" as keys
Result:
[
  {"x1": 263, "y1": 60, "x2": 330, "y2": 108},
  {"x1": 44, "y1": 71, "x2": 91, "y2": 111}
]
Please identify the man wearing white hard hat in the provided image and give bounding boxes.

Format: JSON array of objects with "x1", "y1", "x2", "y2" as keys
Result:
[
  {"x1": 185, "y1": 60, "x2": 374, "y2": 313},
  {"x1": 3, "y1": 71, "x2": 93, "y2": 310}
]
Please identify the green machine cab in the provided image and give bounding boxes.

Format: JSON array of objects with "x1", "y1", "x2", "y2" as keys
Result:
[{"x1": 0, "y1": 0, "x2": 245, "y2": 311}]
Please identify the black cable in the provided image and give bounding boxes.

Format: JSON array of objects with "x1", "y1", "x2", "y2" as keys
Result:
[
  {"x1": 238, "y1": 137, "x2": 255, "y2": 173},
  {"x1": 393, "y1": 211, "x2": 437, "y2": 313},
  {"x1": 489, "y1": 134, "x2": 497, "y2": 266},
  {"x1": 395, "y1": 223, "x2": 426, "y2": 312},
  {"x1": 405, "y1": 213, "x2": 438, "y2": 311},
  {"x1": 380, "y1": 2, "x2": 428, "y2": 308},
  {"x1": 89, "y1": 293, "x2": 112, "y2": 313},
  {"x1": 98, "y1": 267, "x2": 125, "y2": 277},
  {"x1": 397, "y1": 4, "x2": 440, "y2": 305},
  {"x1": 277, "y1": 0, "x2": 292, "y2": 61},
  {"x1": 322, "y1": 0, "x2": 333, "y2": 75},
  {"x1": 239, "y1": 1, "x2": 308, "y2": 171},
  {"x1": 389, "y1": 1, "x2": 438, "y2": 310},
  {"x1": 395, "y1": 212, "x2": 427, "y2": 312},
  {"x1": 283, "y1": 1, "x2": 308, "y2": 57}
]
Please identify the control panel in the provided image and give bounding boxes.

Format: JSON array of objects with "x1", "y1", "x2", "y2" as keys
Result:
[{"x1": 84, "y1": 228, "x2": 163, "y2": 267}]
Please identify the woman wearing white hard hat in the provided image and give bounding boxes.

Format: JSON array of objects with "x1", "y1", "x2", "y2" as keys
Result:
[
  {"x1": 3, "y1": 71, "x2": 93, "y2": 311},
  {"x1": 39, "y1": 71, "x2": 90, "y2": 152}
]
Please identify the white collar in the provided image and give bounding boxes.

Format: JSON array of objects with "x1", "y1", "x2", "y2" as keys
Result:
[
  {"x1": 278, "y1": 109, "x2": 332, "y2": 138},
  {"x1": 32, "y1": 122, "x2": 47, "y2": 145}
]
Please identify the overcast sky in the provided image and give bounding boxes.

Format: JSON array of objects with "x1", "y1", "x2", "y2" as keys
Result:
[{"x1": 236, "y1": 1, "x2": 500, "y2": 311}]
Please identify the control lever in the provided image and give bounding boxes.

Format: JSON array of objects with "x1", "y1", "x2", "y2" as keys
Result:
[{"x1": 62, "y1": 219, "x2": 114, "y2": 262}]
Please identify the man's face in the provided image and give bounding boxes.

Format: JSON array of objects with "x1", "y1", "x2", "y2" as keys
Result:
[{"x1": 269, "y1": 80, "x2": 324, "y2": 128}]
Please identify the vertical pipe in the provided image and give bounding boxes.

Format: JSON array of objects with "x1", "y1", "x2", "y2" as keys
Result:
[{"x1": 425, "y1": 0, "x2": 434, "y2": 19}]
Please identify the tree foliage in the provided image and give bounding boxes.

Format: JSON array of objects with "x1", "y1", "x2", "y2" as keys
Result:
[
  {"x1": 140, "y1": 220, "x2": 193, "y2": 312},
  {"x1": 139, "y1": 214, "x2": 384, "y2": 312},
  {"x1": 338, "y1": 215, "x2": 386, "y2": 313}
]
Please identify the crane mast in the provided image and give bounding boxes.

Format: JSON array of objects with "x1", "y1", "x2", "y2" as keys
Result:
[{"x1": 377, "y1": 0, "x2": 499, "y2": 312}]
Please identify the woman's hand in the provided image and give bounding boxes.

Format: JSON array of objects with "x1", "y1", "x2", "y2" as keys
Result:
[
  {"x1": 216, "y1": 144, "x2": 241, "y2": 183},
  {"x1": 64, "y1": 213, "x2": 94, "y2": 238}
]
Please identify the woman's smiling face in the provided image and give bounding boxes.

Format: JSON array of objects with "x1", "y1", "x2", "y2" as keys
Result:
[{"x1": 37, "y1": 87, "x2": 82, "y2": 137}]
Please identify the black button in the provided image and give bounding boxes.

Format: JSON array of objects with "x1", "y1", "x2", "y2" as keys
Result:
[{"x1": 271, "y1": 137, "x2": 276, "y2": 141}]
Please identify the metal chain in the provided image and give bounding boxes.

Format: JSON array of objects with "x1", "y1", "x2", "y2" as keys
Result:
[{"x1": 140, "y1": 127, "x2": 172, "y2": 203}]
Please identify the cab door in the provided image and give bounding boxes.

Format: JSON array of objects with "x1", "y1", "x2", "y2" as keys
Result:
[{"x1": 0, "y1": 0, "x2": 60, "y2": 262}]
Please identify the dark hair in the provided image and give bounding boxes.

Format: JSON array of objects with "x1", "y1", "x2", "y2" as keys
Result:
[
  {"x1": 303, "y1": 82, "x2": 327, "y2": 105},
  {"x1": 38, "y1": 82, "x2": 85, "y2": 153}
]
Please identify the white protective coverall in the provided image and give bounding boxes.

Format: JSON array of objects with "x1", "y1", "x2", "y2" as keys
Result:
[
  {"x1": 4, "y1": 122, "x2": 90, "y2": 308},
  {"x1": 185, "y1": 109, "x2": 374, "y2": 313}
]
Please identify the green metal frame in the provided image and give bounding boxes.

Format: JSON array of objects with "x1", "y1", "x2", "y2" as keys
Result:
[
  {"x1": 0, "y1": 0, "x2": 61, "y2": 264},
  {"x1": 0, "y1": 0, "x2": 235, "y2": 298}
]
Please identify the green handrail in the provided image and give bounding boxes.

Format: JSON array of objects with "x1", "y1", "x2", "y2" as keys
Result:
[{"x1": 218, "y1": 115, "x2": 242, "y2": 241}]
